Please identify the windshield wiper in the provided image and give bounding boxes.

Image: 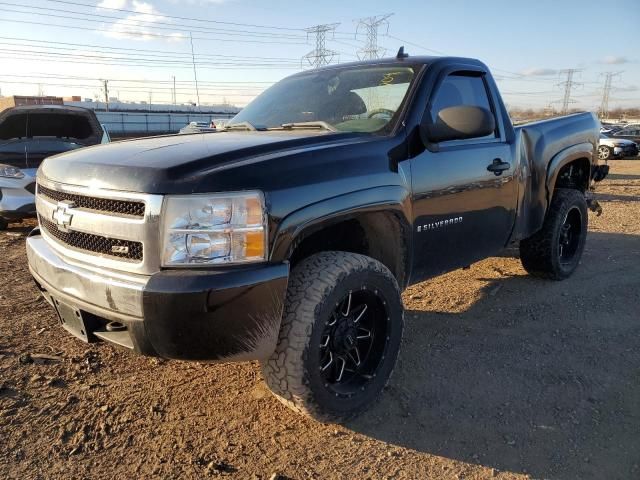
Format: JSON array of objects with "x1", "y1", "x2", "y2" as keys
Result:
[
  {"x1": 224, "y1": 121, "x2": 260, "y2": 131},
  {"x1": 276, "y1": 121, "x2": 337, "y2": 132}
]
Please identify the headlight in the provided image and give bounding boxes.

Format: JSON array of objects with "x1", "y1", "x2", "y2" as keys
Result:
[
  {"x1": 0, "y1": 164, "x2": 25, "y2": 179},
  {"x1": 161, "y1": 191, "x2": 266, "y2": 266}
]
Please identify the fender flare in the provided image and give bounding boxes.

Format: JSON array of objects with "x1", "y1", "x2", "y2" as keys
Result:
[
  {"x1": 270, "y1": 185, "x2": 412, "y2": 285},
  {"x1": 545, "y1": 142, "x2": 593, "y2": 206}
]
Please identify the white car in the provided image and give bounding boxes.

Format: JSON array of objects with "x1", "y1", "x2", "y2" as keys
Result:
[
  {"x1": 0, "y1": 106, "x2": 108, "y2": 229},
  {"x1": 598, "y1": 134, "x2": 639, "y2": 161}
]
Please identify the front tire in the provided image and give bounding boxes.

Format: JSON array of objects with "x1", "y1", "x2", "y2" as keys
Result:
[
  {"x1": 0, "y1": 217, "x2": 8, "y2": 230},
  {"x1": 261, "y1": 251, "x2": 403, "y2": 422},
  {"x1": 519, "y1": 188, "x2": 588, "y2": 280}
]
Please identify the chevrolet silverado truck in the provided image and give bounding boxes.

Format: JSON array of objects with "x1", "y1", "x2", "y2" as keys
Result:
[{"x1": 26, "y1": 52, "x2": 608, "y2": 421}]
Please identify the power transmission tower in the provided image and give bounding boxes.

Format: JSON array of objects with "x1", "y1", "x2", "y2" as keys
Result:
[
  {"x1": 556, "y1": 69, "x2": 582, "y2": 115},
  {"x1": 599, "y1": 71, "x2": 622, "y2": 120},
  {"x1": 302, "y1": 23, "x2": 339, "y2": 68},
  {"x1": 356, "y1": 14, "x2": 393, "y2": 60}
]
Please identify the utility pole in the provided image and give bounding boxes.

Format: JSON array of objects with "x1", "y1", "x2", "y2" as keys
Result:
[
  {"x1": 102, "y1": 79, "x2": 109, "y2": 112},
  {"x1": 556, "y1": 69, "x2": 581, "y2": 115},
  {"x1": 599, "y1": 71, "x2": 621, "y2": 120},
  {"x1": 189, "y1": 33, "x2": 200, "y2": 108},
  {"x1": 356, "y1": 14, "x2": 393, "y2": 60},
  {"x1": 172, "y1": 76, "x2": 176, "y2": 105},
  {"x1": 302, "y1": 23, "x2": 339, "y2": 68}
]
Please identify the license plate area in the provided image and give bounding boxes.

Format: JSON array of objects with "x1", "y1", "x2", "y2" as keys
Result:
[{"x1": 52, "y1": 298, "x2": 92, "y2": 343}]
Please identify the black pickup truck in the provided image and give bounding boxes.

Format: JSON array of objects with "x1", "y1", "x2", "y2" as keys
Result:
[{"x1": 26, "y1": 53, "x2": 608, "y2": 421}]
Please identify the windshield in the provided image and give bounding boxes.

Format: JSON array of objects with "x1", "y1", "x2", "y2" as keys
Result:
[{"x1": 228, "y1": 65, "x2": 418, "y2": 133}]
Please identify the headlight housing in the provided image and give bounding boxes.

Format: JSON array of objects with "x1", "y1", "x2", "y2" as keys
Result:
[
  {"x1": 161, "y1": 192, "x2": 267, "y2": 266},
  {"x1": 0, "y1": 164, "x2": 25, "y2": 179}
]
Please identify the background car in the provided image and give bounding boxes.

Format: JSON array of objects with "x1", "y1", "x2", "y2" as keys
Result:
[
  {"x1": 178, "y1": 121, "x2": 217, "y2": 134},
  {"x1": 0, "y1": 105, "x2": 107, "y2": 229},
  {"x1": 598, "y1": 134, "x2": 639, "y2": 161},
  {"x1": 604, "y1": 123, "x2": 640, "y2": 147}
]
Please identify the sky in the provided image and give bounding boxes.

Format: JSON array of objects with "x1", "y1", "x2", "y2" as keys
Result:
[{"x1": 0, "y1": 0, "x2": 638, "y2": 110}]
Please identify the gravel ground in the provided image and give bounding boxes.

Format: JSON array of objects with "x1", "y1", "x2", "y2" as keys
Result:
[{"x1": 1, "y1": 160, "x2": 639, "y2": 480}]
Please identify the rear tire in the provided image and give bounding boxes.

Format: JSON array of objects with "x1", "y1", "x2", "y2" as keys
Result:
[
  {"x1": 519, "y1": 188, "x2": 588, "y2": 280},
  {"x1": 0, "y1": 217, "x2": 8, "y2": 230},
  {"x1": 261, "y1": 251, "x2": 403, "y2": 422}
]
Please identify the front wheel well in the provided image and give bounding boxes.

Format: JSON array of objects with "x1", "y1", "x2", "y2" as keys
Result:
[{"x1": 288, "y1": 213, "x2": 409, "y2": 288}]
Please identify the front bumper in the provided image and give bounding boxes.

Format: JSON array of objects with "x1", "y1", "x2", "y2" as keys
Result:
[
  {"x1": 26, "y1": 233, "x2": 289, "y2": 361},
  {"x1": 0, "y1": 172, "x2": 36, "y2": 220}
]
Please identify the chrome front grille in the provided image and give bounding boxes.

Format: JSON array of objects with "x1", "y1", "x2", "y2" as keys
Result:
[
  {"x1": 35, "y1": 178, "x2": 163, "y2": 274},
  {"x1": 40, "y1": 217, "x2": 144, "y2": 261},
  {"x1": 38, "y1": 184, "x2": 146, "y2": 217}
]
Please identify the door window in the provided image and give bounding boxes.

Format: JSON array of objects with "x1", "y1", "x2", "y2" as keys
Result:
[{"x1": 429, "y1": 73, "x2": 496, "y2": 139}]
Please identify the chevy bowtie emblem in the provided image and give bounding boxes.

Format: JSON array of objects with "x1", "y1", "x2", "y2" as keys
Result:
[{"x1": 52, "y1": 200, "x2": 75, "y2": 232}]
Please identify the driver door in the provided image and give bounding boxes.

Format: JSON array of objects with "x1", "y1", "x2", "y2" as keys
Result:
[{"x1": 409, "y1": 70, "x2": 517, "y2": 281}]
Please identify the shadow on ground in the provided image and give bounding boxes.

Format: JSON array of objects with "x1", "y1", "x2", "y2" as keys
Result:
[{"x1": 348, "y1": 232, "x2": 640, "y2": 480}]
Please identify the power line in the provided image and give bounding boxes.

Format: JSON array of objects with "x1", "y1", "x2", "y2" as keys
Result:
[
  {"x1": 356, "y1": 14, "x2": 393, "y2": 60},
  {"x1": 0, "y1": 45, "x2": 300, "y2": 66},
  {"x1": 0, "y1": 17, "x2": 309, "y2": 45},
  {"x1": 302, "y1": 23, "x2": 340, "y2": 69},
  {"x1": 0, "y1": 74, "x2": 274, "y2": 87},
  {"x1": 0, "y1": 3, "x2": 308, "y2": 40},
  {"x1": 41, "y1": 0, "x2": 306, "y2": 32},
  {"x1": 0, "y1": 36, "x2": 301, "y2": 61}
]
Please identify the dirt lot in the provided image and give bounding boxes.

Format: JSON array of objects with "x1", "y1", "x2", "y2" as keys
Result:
[{"x1": 1, "y1": 160, "x2": 639, "y2": 480}]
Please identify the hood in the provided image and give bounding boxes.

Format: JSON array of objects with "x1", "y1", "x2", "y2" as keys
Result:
[
  {"x1": 0, "y1": 105, "x2": 104, "y2": 170},
  {"x1": 39, "y1": 130, "x2": 372, "y2": 193},
  {"x1": 0, "y1": 105, "x2": 103, "y2": 145},
  {"x1": 600, "y1": 137, "x2": 634, "y2": 147}
]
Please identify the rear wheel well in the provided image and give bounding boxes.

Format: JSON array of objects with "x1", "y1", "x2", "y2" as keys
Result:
[
  {"x1": 289, "y1": 213, "x2": 408, "y2": 288},
  {"x1": 553, "y1": 158, "x2": 590, "y2": 192}
]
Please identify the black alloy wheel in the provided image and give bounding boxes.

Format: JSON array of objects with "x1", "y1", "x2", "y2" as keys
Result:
[
  {"x1": 558, "y1": 207, "x2": 582, "y2": 265},
  {"x1": 319, "y1": 289, "x2": 389, "y2": 397}
]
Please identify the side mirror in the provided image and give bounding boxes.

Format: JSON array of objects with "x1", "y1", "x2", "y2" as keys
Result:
[{"x1": 421, "y1": 105, "x2": 495, "y2": 144}]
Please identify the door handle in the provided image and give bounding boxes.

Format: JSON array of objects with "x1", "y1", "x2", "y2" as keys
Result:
[{"x1": 487, "y1": 158, "x2": 510, "y2": 176}]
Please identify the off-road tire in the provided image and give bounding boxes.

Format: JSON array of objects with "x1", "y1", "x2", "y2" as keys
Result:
[
  {"x1": 261, "y1": 251, "x2": 403, "y2": 423},
  {"x1": 0, "y1": 217, "x2": 8, "y2": 231},
  {"x1": 520, "y1": 188, "x2": 588, "y2": 280}
]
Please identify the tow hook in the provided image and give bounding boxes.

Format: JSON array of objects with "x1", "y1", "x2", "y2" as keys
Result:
[
  {"x1": 587, "y1": 197, "x2": 603, "y2": 216},
  {"x1": 105, "y1": 321, "x2": 127, "y2": 332}
]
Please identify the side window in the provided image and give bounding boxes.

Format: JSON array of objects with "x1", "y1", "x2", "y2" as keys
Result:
[
  {"x1": 430, "y1": 73, "x2": 496, "y2": 139},
  {"x1": 618, "y1": 126, "x2": 639, "y2": 136}
]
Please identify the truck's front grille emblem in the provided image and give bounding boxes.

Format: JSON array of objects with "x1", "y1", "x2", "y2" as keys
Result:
[
  {"x1": 52, "y1": 201, "x2": 75, "y2": 233},
  {"x1": 40, "y1": 217, "x2": 143, "y2": 261}
]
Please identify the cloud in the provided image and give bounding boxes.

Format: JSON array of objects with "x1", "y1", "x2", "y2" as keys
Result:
[
  {"x1": 519, "y1": 68, "x2": 558, "y2": 76},
  {"x1": 97, "y1": 0, "x2": 128, "y2": 8},
  {"x1": 98, "y1": 0, "x2": 185, "y2": 42},
  {"x1": 167, "y1": 0, "x2": 232, "y2": 4},
  {"x1": 600, "y1": 56, "x2": 629, "y2": 65}
]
